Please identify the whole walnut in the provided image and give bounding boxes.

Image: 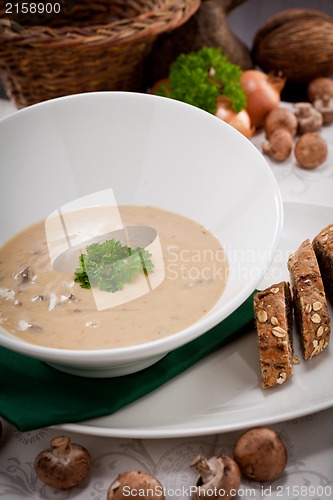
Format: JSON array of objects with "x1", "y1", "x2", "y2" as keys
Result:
[{"x1": 252, "y1": 9, "x2": 333, "y2": 82}]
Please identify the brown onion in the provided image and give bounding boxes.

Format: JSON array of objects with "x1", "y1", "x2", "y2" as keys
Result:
[
  {"x1": 215, "y1": 97, "x2": 254, "y2": 139},
  {"x1": 241, "y1": 70, "x2": 285, "y2": 128}
]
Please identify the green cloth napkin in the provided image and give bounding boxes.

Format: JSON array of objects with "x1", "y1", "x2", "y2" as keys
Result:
[{"x1": 0, "y1": 292, "x2": 256, "y2": 432}]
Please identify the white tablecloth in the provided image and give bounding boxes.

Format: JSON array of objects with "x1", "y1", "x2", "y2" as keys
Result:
[{"x1": 1, "y1": 99, "x2": 333, "y2": 499}]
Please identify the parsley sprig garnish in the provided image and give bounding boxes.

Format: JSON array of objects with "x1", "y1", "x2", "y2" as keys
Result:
[
  {"x1": 156, "y1": 46, "x2": 246, "y2": 114},
  {"x1": 74, "y1": 239, "x2": 154, "y2": 293}
]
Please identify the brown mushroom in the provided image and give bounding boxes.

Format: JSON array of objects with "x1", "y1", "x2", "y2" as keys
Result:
[
  {"x1": 262, "y1": 128, "x2": 293, "y2": 162},
  {"x1": 16, "y1": 266, "x2": 34, "y2": 285},
  {"x1": 264, "y1": 107, "x2": 298, "y2": 139},
  {"x1": 107, "y1": 471, "x2": 165, "y2": 500},
  {"x1": 233, "y1": 427, "x2": 287, "y2": 482},
  {"x1": 294, "y1": 132, "x2": 328, "y2": 169},
  {"x1": 191, "y1": 454, "x2": 241, "y2": 499},
  {"x1": 313, "y1": 96, "x2": 333, "y2": 125},
  {"x1": 308, "y1": 77, "x2": 333, "y2": 102},
  {"x1": 294, "y1": 102, "x2": 323, "y2": 134},
  {"x1": 34, "y1": 435, "x2": 91, "y2": 489}
]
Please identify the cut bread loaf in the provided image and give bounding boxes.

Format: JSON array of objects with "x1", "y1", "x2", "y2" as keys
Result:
[
  {"x1": 313, "y1": 224, "x2": 333, "y2": 305},
  {"x1": 254, "y1": 282, "x2": 294, "y2": 388},
  {"x1": 288, "y1": 239, "x2": 330, "y2": 360}
]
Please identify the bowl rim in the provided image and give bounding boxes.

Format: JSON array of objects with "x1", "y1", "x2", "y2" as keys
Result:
[{"x1": 0, "y1": 91, "x2": 284, "y2": 363}]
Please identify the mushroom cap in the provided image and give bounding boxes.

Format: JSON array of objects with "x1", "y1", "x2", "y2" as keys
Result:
[
  {"x1": 295, "y1": 132, "x2": 328, "y2": 169},
  {"x1": 262, "y1": 128, "x2": 293, "y2": 162},
  {"x1": 34, "y1": 436, "x2": 91, "y2": 489},
  {"x1": 233, "y1": 427, "x2": 287, "y2": 482},
  {"x1": 308, "y1": 77, "x2": 333, "y2": 102},
  {"x1": 264, "y1": 107, "x2": 298, "y2": 138},
  {"x1": 107, "y1": 471, "x2": 165, "y2": 500}
]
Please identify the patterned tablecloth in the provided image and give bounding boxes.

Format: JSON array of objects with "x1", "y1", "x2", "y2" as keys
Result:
[{"x1": 1, "y1": 99, "x2": 333, "y2": 499}]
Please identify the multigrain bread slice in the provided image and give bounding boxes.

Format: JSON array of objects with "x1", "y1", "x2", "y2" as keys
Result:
[
  {"x1": 312, "y1": 224, "x2": 333, "y2": 305},
  {"x1": 253, "y1": 282, "x2": 294, "y2": 388},
  {"x1": 288, "y1": 239, "x2": 330, "y2": 360}
]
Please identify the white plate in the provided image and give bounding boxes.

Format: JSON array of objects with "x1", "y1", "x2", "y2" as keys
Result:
[{"x1": 58, "y1": 201, "x2": 333, "y2": 438}]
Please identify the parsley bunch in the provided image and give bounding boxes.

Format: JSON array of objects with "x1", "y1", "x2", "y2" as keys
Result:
[
  {"x1": 156, "y1": 46, "x2": 246, "y2": 114},
  {"x1": 74, "y1": 239, "x2": 154, "y2": 293}
]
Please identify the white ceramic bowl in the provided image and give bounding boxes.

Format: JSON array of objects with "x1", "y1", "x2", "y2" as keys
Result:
[{"x1": 0, "y1": 92, "x2": 283, "y2": 377}]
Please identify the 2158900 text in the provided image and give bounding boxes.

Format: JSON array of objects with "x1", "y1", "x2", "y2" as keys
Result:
[{"x1": 5, "y1": 3, "x2": 61, "y2": 15}]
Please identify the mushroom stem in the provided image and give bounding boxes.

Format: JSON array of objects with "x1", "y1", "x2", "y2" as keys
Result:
[
  {"x1": 191, "y1": 455, "x2": 241, "y2": 499},
  {"x1": 313, "y1": 96, "x2": 333, "y2": 125},
  {"x1": 50, "y1": 436, "x2": 72, "y2": 457},
  {"x1": 34, "y1": 435, "x2": 91, "y2": 489},
  {"x1": 191, "y1": 455, "x2": 226, "y2": 490},
  {"x1": 107, "y1": 471, "x2": 165, "y2": 500},
  {"x1": 294, "y1": 102, "x2": 323, "y2": 134},
  {"x1": 262, "y1": 128, "x2": 293, "y2": 162},
  {"x1": 321, "y1": 95, "x2": 330, "y2": 106},
  {"x1": 191, "y1": 455, "x2": 224, "y2": 482},
  {"x1": 295, "y1": 102, "x2": 312, "y2": 117}
]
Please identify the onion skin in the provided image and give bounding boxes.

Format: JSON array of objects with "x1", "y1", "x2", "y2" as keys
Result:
[
  {"x1": 215, "y1": 97, "x2": 254, "y2": 139},
  {"x1": 151, "y1": 82, "x2": 254, "y2": 139},
  {"x1": 241, "y1": 70, "x2": 285, "y2": 128},
  {"x1": 149, "y1": 78, "x2": 170, "y2": 96}
]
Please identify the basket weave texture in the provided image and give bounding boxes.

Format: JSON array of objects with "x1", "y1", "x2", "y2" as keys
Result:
[{"x1": 0, "y1": 0, "x2": 200, "y2": 108}]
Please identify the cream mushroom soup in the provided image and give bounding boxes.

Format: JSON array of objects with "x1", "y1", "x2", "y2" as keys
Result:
[{"x1": 0, "y1": 206, "x2": 228, "y2": 349}]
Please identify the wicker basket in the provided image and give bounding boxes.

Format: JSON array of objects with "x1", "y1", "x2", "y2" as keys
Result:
[{"x1": 0, "y1": 0, "x2": 201, "y2": 108}]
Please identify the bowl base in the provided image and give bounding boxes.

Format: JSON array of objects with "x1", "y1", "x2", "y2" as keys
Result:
[{"x1": 46, "y1": 353, "x2": 167, "y2": 378}]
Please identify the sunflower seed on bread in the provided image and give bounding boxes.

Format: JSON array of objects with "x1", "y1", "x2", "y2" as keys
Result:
[
  {"x1": 254, "y1": 282, "x2": 294, "y2": 388},
  {"x1": 313, "y1": 224, "x2": 333, "y2": 305},
  {"x1": 288, "y1": 239, "x2": 330, "y2": 360}
]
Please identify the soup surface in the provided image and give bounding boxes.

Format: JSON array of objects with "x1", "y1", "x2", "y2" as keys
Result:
[{"x1": 0, "y1": 206, "x2": 228, "y2": 349}]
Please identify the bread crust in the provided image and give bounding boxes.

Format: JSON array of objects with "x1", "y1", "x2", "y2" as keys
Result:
[
  {"x1": 254, "y1": 282, "x2": 294, "y2": 388},
  {"x1": 313, "y1": 224, "x2": 333, "y2": 305},
  {"x1": 288, "y1": 239, "x2": 330, "y2": 360}
]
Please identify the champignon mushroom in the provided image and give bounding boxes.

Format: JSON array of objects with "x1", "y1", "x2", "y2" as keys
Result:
[
  {"x1": 233, "y1": 427, "x2": 287, "y2": 482},
  {"x1": 16, "y1": 266, "x2": 34, "y2": 285},
  {"x1": 294, "y1": 132, "x2": 328, "y2": 169},
  {"x1": 264, "y1": 107, "x2": 298, "y2": 139},
  {"x1": 262, "y1": 128, "x2": 293, "y2": 162},
  {"x1": 107, "y1": 471, "x2": 165, "y2": 500},
  {"x1": 308, "y1": 77, "x2": 333, "y2": 102},
  {"x1": 294, "y1": 102, "x2": 323, "y2": 134},
  {"x1": 34, "y1": 435, "x2": 91, "y2": 489},
  {"x1": 313, "y1": 96, "x2": 333, "y2": 125},
  {"x1": 191, "y1": 454, "x2": 241, "y2": 499}
]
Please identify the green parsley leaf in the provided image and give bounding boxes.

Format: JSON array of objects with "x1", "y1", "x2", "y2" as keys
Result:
[
  {"x1": 74, "y1": 239, "x2": 154, "y2": 293},
  {"x1": 157, "y1": 46, "x2": 246, "y2": 114}
]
